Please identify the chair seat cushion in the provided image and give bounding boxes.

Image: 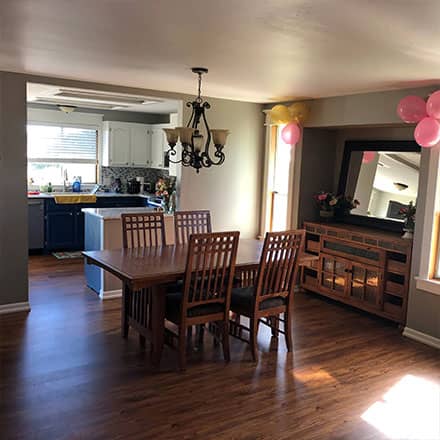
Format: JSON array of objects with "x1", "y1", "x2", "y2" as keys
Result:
[
  {"x1": 231, "y1": 286, "x2": 286, "y2": 313},
  {"x1": 165, "y1": 292, "x2": 225, "y2": 323}
]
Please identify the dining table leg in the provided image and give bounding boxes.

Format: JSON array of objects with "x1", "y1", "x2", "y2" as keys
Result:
[
  {"x1": 151, "y1": 284, "x2": 166, "y2": 367},
  {"x1": 121, "y1": 282, "x2": 130, "y2": 339}
]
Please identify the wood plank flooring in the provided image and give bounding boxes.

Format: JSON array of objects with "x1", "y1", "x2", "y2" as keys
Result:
[{"x1": 0, "y1": 255, "x2": 438, "y2": 439}]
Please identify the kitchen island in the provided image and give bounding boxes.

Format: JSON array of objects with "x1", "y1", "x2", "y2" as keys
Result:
[{"x1": 83, "y1": 207, "x2": 175, "y2": 299}]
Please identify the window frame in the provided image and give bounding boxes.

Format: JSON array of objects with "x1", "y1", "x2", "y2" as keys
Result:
[
  {"x1": 27, "y1": 120, "x2": 100, "y2": 186},
  {"x1": 415, "y1": 146, "x2": 440, "y2": 295}
]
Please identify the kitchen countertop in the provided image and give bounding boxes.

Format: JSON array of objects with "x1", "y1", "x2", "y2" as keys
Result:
[
  {"x1": 82, "y1": 207, "x2": 172, "y2": 220},
  {"x1": 28, "y1": 192, "x2": 156, "y2": 199}
]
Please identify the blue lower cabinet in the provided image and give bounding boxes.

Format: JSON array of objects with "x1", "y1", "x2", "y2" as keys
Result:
[
  {"x1": 45, "y1": 210, "x2": 76, "y2": 250},
  {"x1": 43, "y1": 196, "x2": 149, "y2": 251}
]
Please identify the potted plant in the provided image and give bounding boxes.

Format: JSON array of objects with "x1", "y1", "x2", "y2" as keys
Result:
[
  {"x1": 313, "y1": 192, "x2": 338, "y2": 219},
  {"x1": 155, "y1": 177, "x2": 177, "y2": 214},
  {"x1": 399, "y1": 201, "x2": 416, "y2": 239}
]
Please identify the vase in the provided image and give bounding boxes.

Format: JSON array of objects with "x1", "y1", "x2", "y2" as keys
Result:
[
  {"x1": 319, "y1": 210, "x2": 334, "y2": 221},
  {"x1": 402, "y1": 218, "x2": 415, "y2": 239}
]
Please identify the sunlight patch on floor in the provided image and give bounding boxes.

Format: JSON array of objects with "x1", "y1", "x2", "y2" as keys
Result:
[
  {"x1": 361, "y1": 374, "x2": 440, "y2": 440},
  {"x1": 292, "y1": 366, "x2": 338, "y2": 386}
]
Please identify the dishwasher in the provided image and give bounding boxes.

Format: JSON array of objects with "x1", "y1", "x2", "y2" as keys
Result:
[{"x1": 28, "y1": 199, "x2": 45, "y2": 250}]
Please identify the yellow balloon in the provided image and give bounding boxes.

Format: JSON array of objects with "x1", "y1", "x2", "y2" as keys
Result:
[
  {"x1": 270, "y1": 105, "x2": 291, "y2": 125},
  {"x1": 289, "y1": 102, "x2": 310, "y2": 124}
]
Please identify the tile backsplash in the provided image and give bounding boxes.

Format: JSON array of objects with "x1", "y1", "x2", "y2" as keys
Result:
[{"x1": 101, "y1": 166, "x2": 169, "y2": 192}]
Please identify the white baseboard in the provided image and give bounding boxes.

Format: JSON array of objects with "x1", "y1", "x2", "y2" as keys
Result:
[
  {"x1": 0, "y1": 301, "x2": 31, "y2": 315},
  {"x1": 99, "y1": 289, "x2": 122, "y2": 300},
  {"x1": 403, "y1": 327, "x2": 440, "y2": 350}
]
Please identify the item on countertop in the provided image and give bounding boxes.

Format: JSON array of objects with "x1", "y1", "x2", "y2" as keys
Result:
[
  {"x1": 399, "y1": 201, "x2": 416, "y2": 239},
  {"x1": 72, "y1": 176, "x2": 81, "y2": 193},
  {"x1": 144, "y1": 181, "x2": 154, "y2": 193},
  {"x1": 112, "y1": 178, "x2": 122, "y2": 193},
  {"x1": 127, "y1": 178, "x2": 141, "y2": 194},
  {"x1": 155, "y1": 177, "x2": 176, "y2": 214},
  {"x1": 47, "y1": 182, "x2": 53, "y2": 193}
]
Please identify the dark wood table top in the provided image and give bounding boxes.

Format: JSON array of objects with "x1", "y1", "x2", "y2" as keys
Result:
[{"x1": 83, "y1": 239, "x2": 317, "y2": 289}]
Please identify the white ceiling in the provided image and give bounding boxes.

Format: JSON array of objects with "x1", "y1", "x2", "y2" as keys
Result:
[
  {"x1": 2, "y1": 0, "x2": 440, "y2": 102},
  {"x1": 374, "y1": 152, "x2": 420, "y2": 198}
]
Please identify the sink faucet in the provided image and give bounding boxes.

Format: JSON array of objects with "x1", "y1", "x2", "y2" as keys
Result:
[{"x1": 63, "y1": 169, "x2": 70, "y2": 192}]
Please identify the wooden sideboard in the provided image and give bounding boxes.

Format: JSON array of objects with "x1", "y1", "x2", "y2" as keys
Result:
[{"x1": 300, "y1": 221, "x2": 413, "y2": 325}]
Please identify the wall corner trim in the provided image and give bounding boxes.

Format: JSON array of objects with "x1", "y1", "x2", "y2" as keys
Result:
[
  {"x1": 403, "y1": 326, "x2": 440, "y2": 350},
  {"x1": 99, "y1": 289, "x2": 122, "y2": 300},
  {"x1": 0, "y1": 301, "x2": 31, "y2": 315}
]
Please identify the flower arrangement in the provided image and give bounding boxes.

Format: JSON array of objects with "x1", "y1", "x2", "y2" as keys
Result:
[
  {"x1": 399, "y1": 201, "x2": 416, "y2": 234},
  {"x1": 313, "y1": 192, "x2": 338, "y2": 212},
  {"x1": 313, "y1": 192, "x2": 360, "y2": 218},
  {"x1": 156, "y1": 177, "x2": 176, "y2": 213}
]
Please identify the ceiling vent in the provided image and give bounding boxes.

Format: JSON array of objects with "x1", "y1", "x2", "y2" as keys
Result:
[{"x1": 33, "y1": 88, "x2": 163, "y2": 109}]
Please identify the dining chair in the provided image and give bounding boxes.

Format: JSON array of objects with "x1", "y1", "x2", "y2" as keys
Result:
[
  {"x1": 229, "y1": 230, "x2": 305, "y2": 362},
  {"x1": 121, "y1": 212, "x2": 166, "y2": 248},
  {"x1": 121, "y1": 212, "x2": 166, "y2": 343},
  {"x1": 174, "y1": 210, "x2": 212, "y2": 339},
  {"x1": 164, "y1": 231, "x2": 240, "y2": 370},
  {"x1": 174, "y1": 210, "x2": 212, "y2": 245}
]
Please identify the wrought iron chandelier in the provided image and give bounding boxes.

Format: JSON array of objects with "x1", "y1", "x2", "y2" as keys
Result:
[{"x1": 163, "y1": 67, "x2": 230, "y2": 173}]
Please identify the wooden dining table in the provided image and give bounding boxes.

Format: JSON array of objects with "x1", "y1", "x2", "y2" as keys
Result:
[{"x1": 83, "y1": 239, "x2": 317, "y2": 367}]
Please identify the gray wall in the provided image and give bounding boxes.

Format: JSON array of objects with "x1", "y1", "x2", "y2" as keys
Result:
[
  {"x1": 295, "y1": 128, "x2": 337, "y2": 227},
  {"x1": 0, "y1": 73, "x2": 28, "y2": 306},
  {"x1": 179, "y1": 98, "x2": 264, "y2": 239}
]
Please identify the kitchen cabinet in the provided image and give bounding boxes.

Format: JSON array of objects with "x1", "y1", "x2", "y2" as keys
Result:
[
  {"x1": 150, "y1": 114, "x2": 180, "y2": 175},
  {"x1": 28, "y1": 200, "x2": 45, "y2": 250},
  {"x1": 150, "y1": 127, "x2": 167, "y2": 168},
  {"x1": 131, "y1": 124, "x2": 152, "y2": 166},
  {"x1": 42, "y1": 196, "x2": 147, "y2": 251},
  {"x1": 103, "y1": 122, "x2": 152, "y2": 167},
  {"x1": 45, "y1": 209, "x2": 77, "y2": 250}
]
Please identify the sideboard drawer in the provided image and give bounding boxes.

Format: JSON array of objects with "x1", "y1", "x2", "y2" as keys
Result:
[{"x1": 321, "y1": 237, "x2": 383, "y2": 266}]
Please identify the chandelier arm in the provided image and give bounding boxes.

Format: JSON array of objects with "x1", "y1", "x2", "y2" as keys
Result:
[
  {"x1": 166, "y1": 147, "x2": 182, "y2": 164},
  {"x1": 186, "y1": 102, "x2": 195, "y2": 128}
]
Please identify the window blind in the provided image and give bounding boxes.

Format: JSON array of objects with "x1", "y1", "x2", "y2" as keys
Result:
[{"x1": 27, "y1": 124, "x2": 97, "y2": 161}]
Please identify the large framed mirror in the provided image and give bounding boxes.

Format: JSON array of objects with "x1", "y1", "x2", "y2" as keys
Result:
[{"x1": 338, "y1": 140, "x2": 421, "y2": 231}]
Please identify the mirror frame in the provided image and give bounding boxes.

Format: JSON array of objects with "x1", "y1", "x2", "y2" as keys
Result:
[{"x1": 337, "y1": 139, "x2": 421, "y2": 232}]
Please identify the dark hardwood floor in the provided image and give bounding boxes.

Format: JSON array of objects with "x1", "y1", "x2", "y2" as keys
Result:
[{"x1": 0, "y1": 256, "x2": 438, "y2": 439}]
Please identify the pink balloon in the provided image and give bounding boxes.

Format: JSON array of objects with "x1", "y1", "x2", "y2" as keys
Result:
[
  {"x1": 362, "y1": 151, "x2": 376, "y2": 164},
  {"x1": 426, "y1": 90, "x2": 440, "y2": 119},
  {"x1": 414, "y1": 117, "x2": 440, "y2": 148},
  {"x1": 397, "y1": 95, "x2": 427, "y2": 123},
  {"x1": 281, "y1": 123, "x2": 301, "y2": 145}
]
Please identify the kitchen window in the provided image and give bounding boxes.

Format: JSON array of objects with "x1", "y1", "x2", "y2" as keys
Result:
[{"x1": 27, "y1": 123, "x2": 98, "y2": 186}]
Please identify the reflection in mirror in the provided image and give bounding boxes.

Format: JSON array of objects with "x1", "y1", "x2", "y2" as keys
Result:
[{"x1": 347, "y1": 151, "x2": 420, "y2": 220}]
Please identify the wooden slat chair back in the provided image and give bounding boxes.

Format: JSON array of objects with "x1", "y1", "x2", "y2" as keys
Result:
[
  {"x1": 121, "y1": 212, "x2": 165, "y2": 249},
  {"x1": 229, "y1": 229, "x2": 305, "y2": 362},
  {"x1": 182, "y1": 231, "x2": 239, "y2": 317},
  {"x1": 121, "y1": 212, "x2": 165, "y2": 346},
  {"x1": 165, "y1": 231, "x2": 240, "y2": 370},
  {"x1": 174, "y1": 210, "x2": 212, "y2": 245},
  {"x1": 254, "y1": 230, "x2": 305, "y2": 312}
]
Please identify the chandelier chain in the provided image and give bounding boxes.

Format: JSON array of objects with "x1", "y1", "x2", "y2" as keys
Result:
[{"x1": 196, "y1": 72, "x2": 203, "y2": 103}]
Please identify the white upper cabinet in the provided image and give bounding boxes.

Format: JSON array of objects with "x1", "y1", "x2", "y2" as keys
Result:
[
  {"x1": 130, "y1": 124, "x2": 152, "y2": 167},
  {"x1": 103, "y1": 121, "x2": 152, "y2": 167},
  {"x1": 150, "y1": 127, "x2": 166, "y2": 168},
  {"x1": 104, "y1": 122, "x2": 131, "y2": 166}
]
